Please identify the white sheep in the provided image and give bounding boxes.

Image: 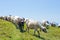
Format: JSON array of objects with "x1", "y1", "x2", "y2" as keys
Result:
[{"x1": 25, "y1": 18, "x2": 47, "y2": 37}]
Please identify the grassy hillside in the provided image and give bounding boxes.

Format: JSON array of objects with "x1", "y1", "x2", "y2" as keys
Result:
[{"x1": 0, "y1": 19, "x2": 60, "y2": 40}]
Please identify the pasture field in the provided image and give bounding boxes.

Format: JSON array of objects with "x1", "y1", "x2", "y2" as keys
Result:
[{"x1": 0, "y1": 19, "x2": 60, "y2": 40}]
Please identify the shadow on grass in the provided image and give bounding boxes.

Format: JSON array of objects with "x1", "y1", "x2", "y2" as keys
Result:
[
  {"x1": 33, "y1": 35, "x2": 45, "y2": 40},
  {"x1": 20, "y1": 30, "x2": 26, "y2": 33},
  {"x1": 27, "y1": 31, "x2": 45, "y2": 40}
]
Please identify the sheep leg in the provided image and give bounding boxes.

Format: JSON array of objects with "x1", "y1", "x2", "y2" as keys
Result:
[
  {"x1": 26, "y1": 25, "x2": 28, "y2": 31},
  {"x1": 37, "y1": 30, "x2": 40, "y2": 37},
  {"x1": 40, "y1": 28, "x2": 41, "y2": 31},
  {"x1": 34, "y1": 29, "x2": 37, "y2": 35},
  {"x1": 27, "y1": 27, "x2": 29, "y2": 33}
]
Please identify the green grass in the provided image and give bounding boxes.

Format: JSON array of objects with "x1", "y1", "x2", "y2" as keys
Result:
[{"x1": 0, "y1": 19, "x2": 60, "y2": 40}]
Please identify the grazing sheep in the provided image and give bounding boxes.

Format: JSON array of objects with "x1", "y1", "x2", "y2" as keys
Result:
[
  {"x1": 25, "y1": 18, "x2": 47, "y2": 37},
  {"x1": 6, "y1": 15, "x2": 12, "y2": 21},
  {"x1": 0, "y1": 16, "x2": 10, "y2": 21},
  {"x1": 57, "y1": 24, "x2": 60, "y2": 27},
  {"x1": 0, "y1": 16, "x2": 3, "y2": 19},
  {"x1": 3, "y1": 16, "x2": 8, "y2": 20},
  {"x1": 0, "y1": 15, "x2": 25, "y2": 32},
  {"x1": 50, "y1": 22, "x2": 57, "y2": 27},
  {"x1": 42, "y1": 20, "x2": 50, "y2": 29},
  {"x1": 10, "y1": 16, "x2": 25, "y2": 32},
  {"x1": 0, "y1": 16, "x2": 5, "y2": 20}
]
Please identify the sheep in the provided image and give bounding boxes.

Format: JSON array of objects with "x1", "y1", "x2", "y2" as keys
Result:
[
  {"x1": 0, "y1": 15, "x2": 25, "y2": 32},
  {"x1": 42, "y1": 20, "x2": 50, "y2": 29},
  {"x1": 25, "y1": 18, "x2": 47, "y2": 37},
  {"x1": 57, "y1": 24, "x2": 60, "y2": 27},
  {"x1": 10, "y1": 16, "x2": 25, "y2": 32},
  {"x1": 0, "y1": 16, "x2": 4, "y2": 19},
  {"x1": 0, "y1": 15, "x2": 11, "y2": 21}
]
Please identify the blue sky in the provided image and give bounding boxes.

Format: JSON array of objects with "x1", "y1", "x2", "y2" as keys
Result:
[{"x1": 0, "y1": 0, "x2": 60, "y2": 23}]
